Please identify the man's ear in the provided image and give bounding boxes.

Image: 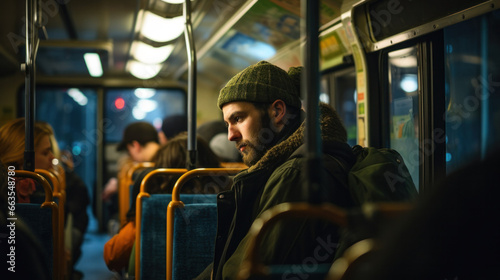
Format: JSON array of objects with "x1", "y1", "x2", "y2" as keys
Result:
[
  {"x1": 270, "y1": 99, "x2": 287, "y2": 125},
  {"x1": 127, "y1": 140, "x2": 141, "y2": 152}
]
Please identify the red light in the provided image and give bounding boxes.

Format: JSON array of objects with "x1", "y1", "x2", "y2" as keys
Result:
[{"x1": 115, "y1": 97, "x2": 125, "y2": 110}]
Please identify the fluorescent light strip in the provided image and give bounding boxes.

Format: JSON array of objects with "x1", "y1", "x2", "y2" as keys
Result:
[
  {"x1": 128, "y1": 60, "x2": 162, "y2": 79},
  {"x1": 132, "y1": 41, "x2": 174, "y2": 64},
  {"x1": 161, "y1": 0, "x2": 185, "y2": 3},
  {"x1": 83, "y1": 53, "x2": 103, "y2": 77},
  {"x1": 141, "y1": 11, "x2": 184, "y2": 43}
]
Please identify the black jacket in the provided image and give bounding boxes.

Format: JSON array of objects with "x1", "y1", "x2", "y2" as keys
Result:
[{"x1": 211, "y1": 103, "x2": 356, "y2": 280}]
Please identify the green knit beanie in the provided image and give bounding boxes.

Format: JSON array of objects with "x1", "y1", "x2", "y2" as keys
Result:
[{"x1": 217, "y1": 61, "x2": 302, "y2": 109}]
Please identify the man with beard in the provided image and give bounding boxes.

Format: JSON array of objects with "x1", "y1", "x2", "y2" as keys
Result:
[{"x1": 196, "y1": 61, "x2": 356, "y2": 280}]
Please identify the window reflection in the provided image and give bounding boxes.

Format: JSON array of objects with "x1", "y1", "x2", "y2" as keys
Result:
[
  {"x1": 34, "y1": 87, "x2": 98, "y2": 204},
  {"x1": 321, "y1": 67, "x2": 357, "y2": 146},
  {"x1": 444, "y1": 11, "x2": 500, "y2": 173},
  {"x1": 104, "y1": 88, "x2": 186, "y2": 143},
  {"x1": 388, "y1": 46, "x2": 420, "y2": 190}
]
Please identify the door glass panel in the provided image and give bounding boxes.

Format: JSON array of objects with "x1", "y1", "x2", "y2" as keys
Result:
[
  {"x1": 321, "y1": 67, "x2": 357, "y2": 146},
  {"x1": 34, "y1": 87, "x2": 98, "y2": 208},
  {"x1": 388, "y1": 46, "x2": 420, "y2": 190},
  {"x1": 444, "y1": 10, "x2": 500, "y2": 173}
]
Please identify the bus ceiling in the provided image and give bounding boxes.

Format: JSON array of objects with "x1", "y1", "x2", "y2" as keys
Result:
[{"x1": 0, "y1": 0, "x2": 348, "y2": 86}]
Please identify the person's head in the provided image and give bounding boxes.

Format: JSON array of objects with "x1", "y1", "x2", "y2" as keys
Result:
[
  {"x1": 150, "y1": 132, "x2": 222, "y2": 194},
  {"x1": 36, "y1": 121, "x2": 62, "y2": 168},
  {"x1": 126, "y1": 132, "x2": 223, "y2": 221},
  {"x1": 0, "y1": 118, "x2": 55, "y2": 170},
  {"x1": 158, "y1": 114, "x2": 188, "y2": 145},
  {"x1": 197, "y1": 120, "x2": 241, "y2": 162},
  {"x1": 153, "y1": 132, "x2": 221, "y2": 170},
  {"x1": 116, "y1": 121, "x2": 159, "y2": 162},
  {"x1": 217, "y1": 61, "x2": 303, "y2": 166}
]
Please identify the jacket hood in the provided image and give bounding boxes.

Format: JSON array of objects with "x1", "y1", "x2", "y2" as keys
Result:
[{"x1": 248, "y1": 102, "x2": 349, "y2": 172}]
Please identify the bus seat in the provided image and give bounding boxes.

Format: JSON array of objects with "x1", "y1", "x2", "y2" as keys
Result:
[
  {"x1": 16, "y1": 170, "x2": 61, "y2": 280},
  {"x1": 129, "y1": 167, "x2": 155, "y2": 207},
  {"x1": 36, "y1": 168, "x2": 69, "y2": 279},
  {"x1": 139, "y1": 194, "x2": 217, "y2": 280},
  {"x1": 237, "y1": 202, "x2": 348, "y2": 280},
  {"x1": 134, "y1": 168, "x2": 187, "y2": 280},
  {"x1": 165, "y1": 168, "x2": 245, "y2": 280},
  {"x1": 327, "y1": 203, "x2": 414, "y2": 280},
  {"x1": 171, "y1": 203, "x2": 217, "y2": 280},
  {"x1": 119, "y1": 161, "x2": 154, "y2": 227},
  {"x1": 326, "y1": 239, "x2": 377, "y2": 280}
]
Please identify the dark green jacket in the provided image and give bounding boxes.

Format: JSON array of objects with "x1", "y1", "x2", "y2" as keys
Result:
[{"x1": 212, "y1": 103, "x2": 356, "y2": 280}]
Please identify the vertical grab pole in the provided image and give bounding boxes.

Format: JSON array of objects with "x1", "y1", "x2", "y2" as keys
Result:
[
  {"x1": 184, "y1": 0, "x2": 197, "y2": 170},
  {"x1": 302, "y1": 0, "x2": 322, "y2": 204},
  {"x1": 24, "y1": 0, "x2": 37, "y2": 172}
]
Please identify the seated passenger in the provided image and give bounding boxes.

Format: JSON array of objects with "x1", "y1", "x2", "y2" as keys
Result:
[
  {"x1": 197, "y1": 61, "x2": 356, "y2": 280},
  {"x1": 0, "y1": 118, "x2": 55, "y2": 203},
  {"x1": 158, "y1": 114, "x2": 188, "y2": 145},
  {"x1": 102, "y1": 121, "x2": 161, "y2": 229},
  {"x1": 37, "y1": 121, "x2": 90, "y2": 278},
  {"x1": 103, "y1": 132, "x2": 225, "y2": 273},
  {"x1": 197, "y1": 120, "x2": 242, "y2": 163},
  {"x1": 0, "y1": 161, "x2": 51, "y2": 280}
]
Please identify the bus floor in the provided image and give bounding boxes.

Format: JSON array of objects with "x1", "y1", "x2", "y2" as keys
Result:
[{"x1": 73, "y1": 208, "x2": 120, "y2": 280}]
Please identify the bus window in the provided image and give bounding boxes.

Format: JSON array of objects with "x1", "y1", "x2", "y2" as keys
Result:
[
  {"x1": 321, "y1": 67, "x2": 357, "y2": 146},
  {"x1": 104, "y1": 88, "x2": 186, "y2": 143},
  {"x1": 444, "y1": 10, "x2": 500, "y2": 174},
  {"x1": 103, "y1": 88, "x2": 186, "y2": 186},
  {"x1": 29, "y1": 87, "x2": 98, "y2": 203},
  {"x1": 387, "y1": 46, "x2": 420, "y2": 190}
]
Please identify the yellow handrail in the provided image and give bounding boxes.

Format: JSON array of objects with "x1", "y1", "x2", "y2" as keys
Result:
[
  {"x1": 119, "y1": 162, "x2": 155, "y2": 226},
  {"x1": 237, "y1": 202, "x2": 348, "y2": 280},
  {"x1": 134, "y1": 168, "x2": 188, "y2": 280},
  {"x1": 17, "y1": 170, "x2": 61, "y2": 280},
  {"x1": 36, "y1": 168, "x2": 67, "y2": 280}
]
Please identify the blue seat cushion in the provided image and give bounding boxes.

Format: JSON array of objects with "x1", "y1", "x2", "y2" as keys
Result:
[
  {"x1": 16, "y1": 203, "x2": 54, "y2": 278},
  {"x1": 140, "y1": 194, "x2": 217, "y2": 280},
  {"x1": 172, "y1": 203, "x2": 218, "y2": 280}
]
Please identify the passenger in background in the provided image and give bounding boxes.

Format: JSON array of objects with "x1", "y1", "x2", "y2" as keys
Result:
[
  {"x1": 196, "y1": 61, "x2": 355, "y2": 280},
  {"x1": 158, "y1": 114, "x2": 188, "y2": 145},
  {"x1": 0, "y1": 160, "x2": 51, "y2": 280},
  {"x1": 101, "y1": 121, "x2": 161, "y2": 218},
  {"x1": 38, "y1": 121, "x2": 90, "y2": 280},
  {"x1": 197, "y1": 119, "x2": 227, "y2": 144},
  {"x1": 0, "y1": 118, "x2": 55, "y2": 203},
  {"x1": 103, "y1": 132, "x2": 226, "y2": 273},
  {"x1": 198, "y1": 120, "x2": 242, "y2": 163},
  {"x1": 116, "y1": 121, "x2": 161, "y2": 163}
]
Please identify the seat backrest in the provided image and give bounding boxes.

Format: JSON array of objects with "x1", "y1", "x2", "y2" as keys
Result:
[
  {"x1": 119, "y1": 162, "x2": 155, "y2": 226},
  {"x1": 172, "y1": 203, "x2": 218, "y2": 280},
  {"x1": 16, "y1": 203, "x2": 54, "y2": 278},
  {"x1": 36, "y1": 168, "x2": 68, "y2": 279},
  {"x1": 15, "y1": 170, "x2": 60, "y2": 280},
  {"x1": 136, "y1": 167, "x2": 244, "y2": 280},
  {"x1": 237, "y1": 202, "x2": 348, "y2": 280},
  {"x1": 139, "y1": 194, "x2": 217, "y2": 280}
]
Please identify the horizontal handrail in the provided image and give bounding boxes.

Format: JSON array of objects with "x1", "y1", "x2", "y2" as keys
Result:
[{"x1": 238, "y1": 202, "x2": 348, "y2": 280}]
